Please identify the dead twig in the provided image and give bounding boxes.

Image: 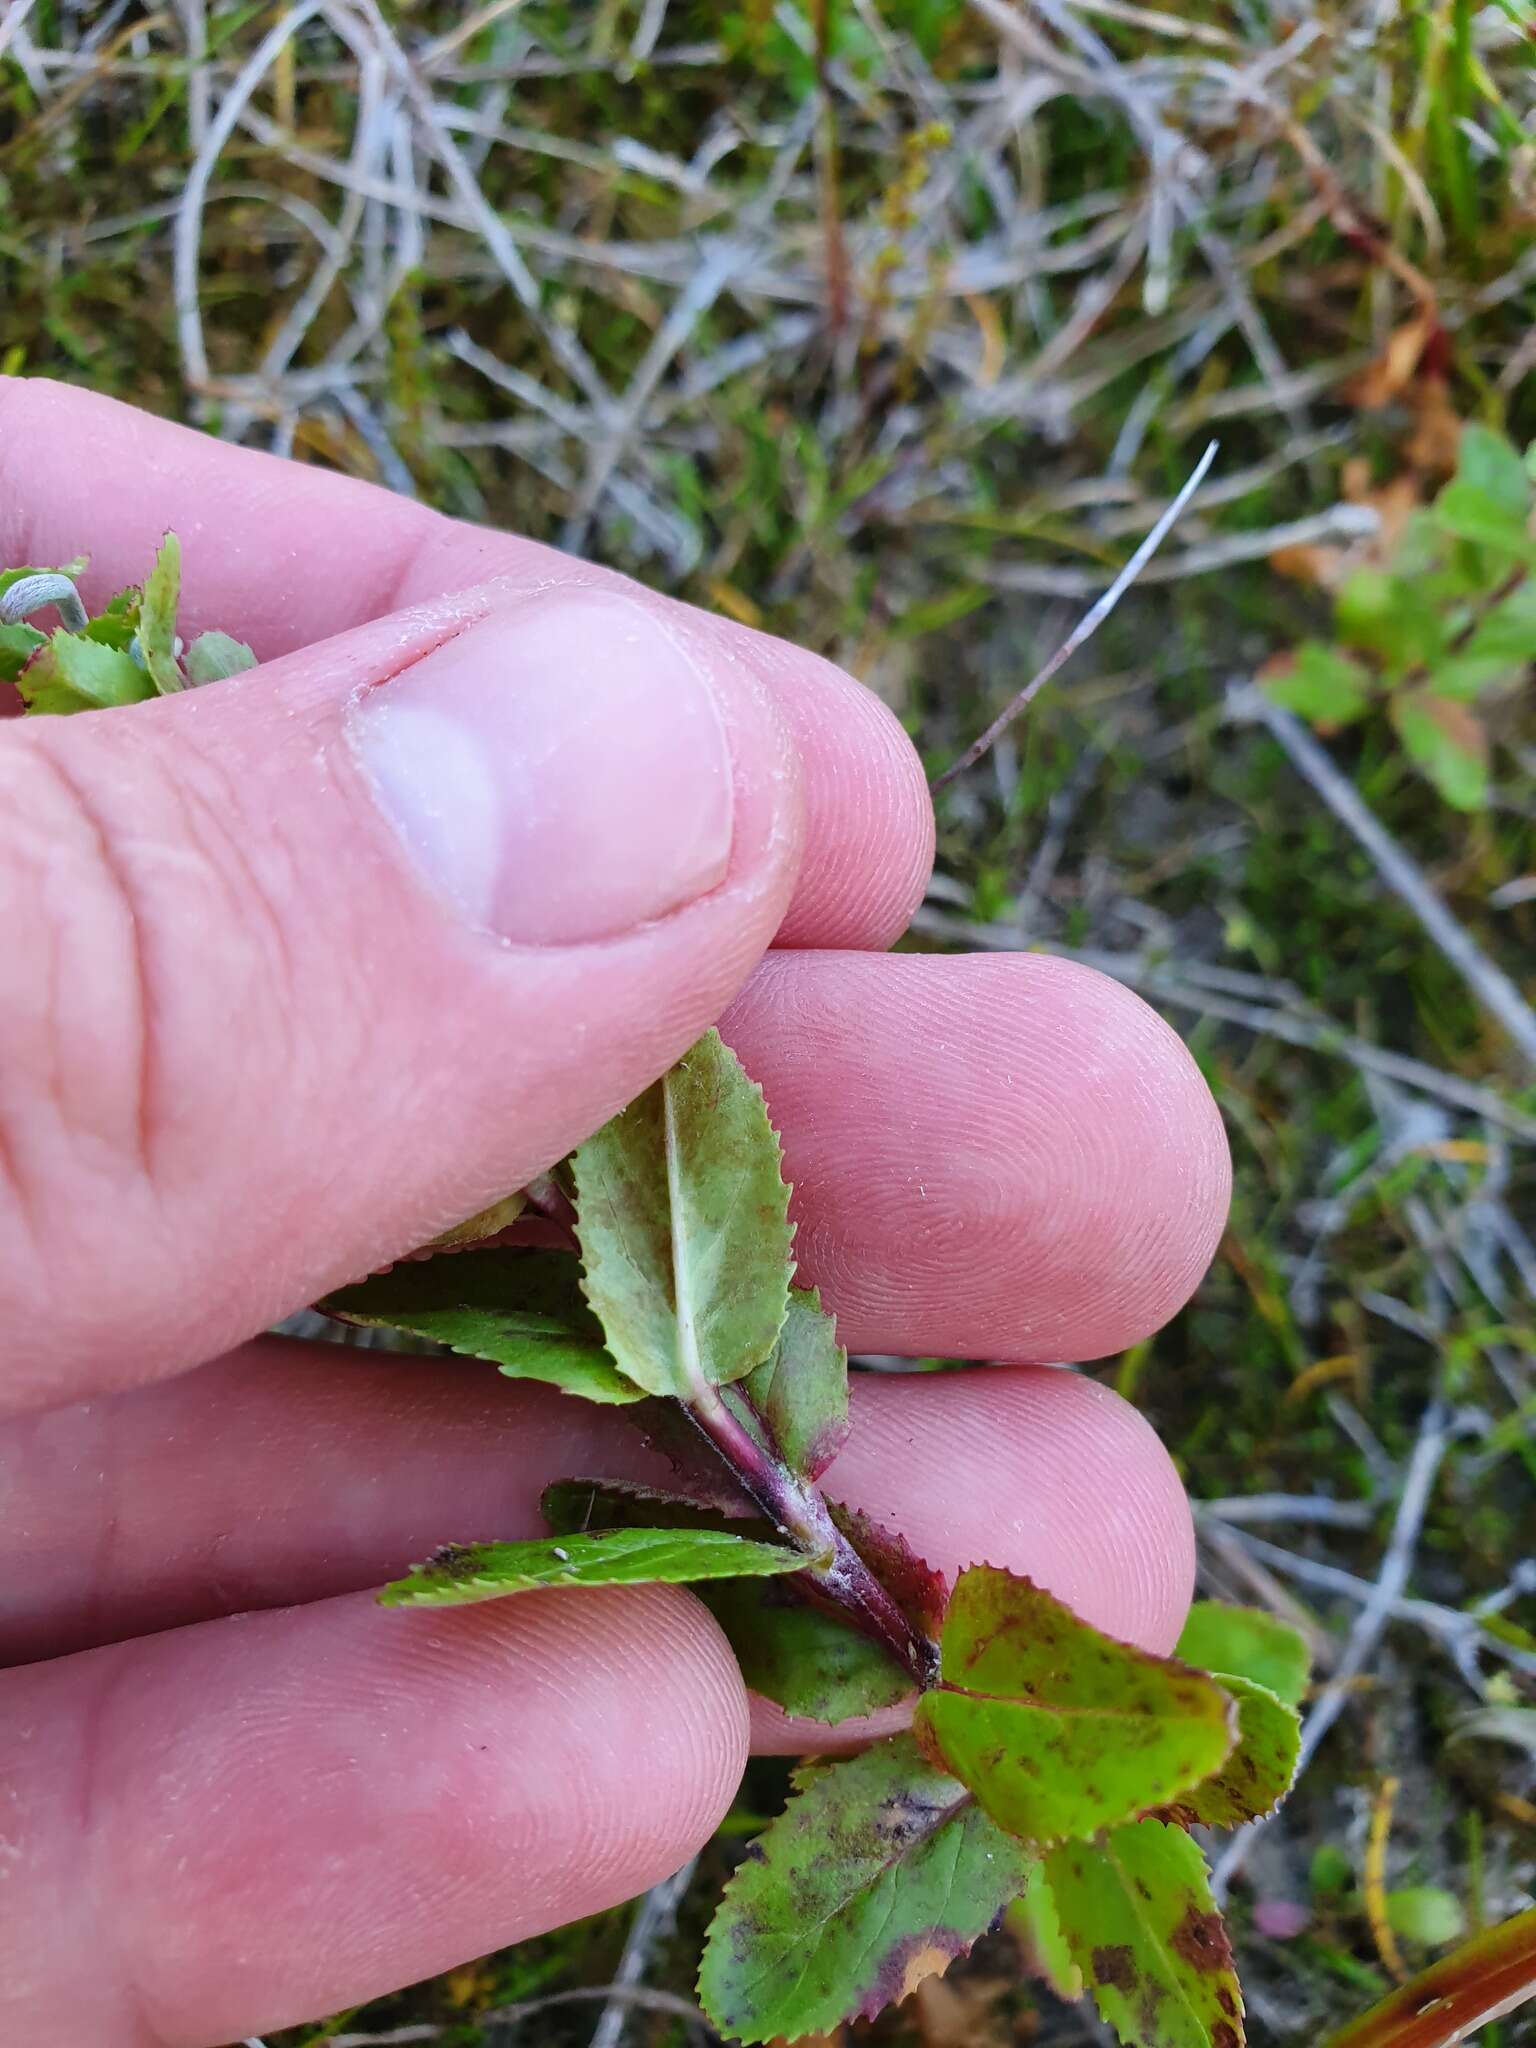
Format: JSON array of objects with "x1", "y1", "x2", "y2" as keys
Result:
[
  {"x1": 1228, "y1": 685, "x2": 1536, "y2": 1069},
  {"x1": 1212, "y1": 1401, "x2": 1453, "y2": 1898},
  {"x1": 931, "y1": 440, "x2": 1217, "y2": 791},
  {"x1": 588, "y1": 1856, "x2": 699, "y2": 2048}
]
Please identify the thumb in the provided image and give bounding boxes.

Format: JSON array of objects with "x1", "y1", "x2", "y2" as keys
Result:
[{"x1": 0, "y1": 577, "x2": 802, "y2": 1412}]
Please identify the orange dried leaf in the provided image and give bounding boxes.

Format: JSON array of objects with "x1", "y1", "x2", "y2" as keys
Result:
[{"x1": 1344, "y1": 314, "x2": 1434, "y2": 408}]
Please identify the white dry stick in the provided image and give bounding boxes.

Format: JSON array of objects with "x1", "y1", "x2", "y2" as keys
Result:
[
  {"x1": 912, "y1": 908, "x2": 1536, "y2": 1139},
  {"x1": 349, "y1": 0, "x2": 613, "y2": 415},
  {"x1": 0, "y1": 0, "x2": 40, "y2": 65},
  {"x1": 1230, "y1": 685, "x2": 1536, "y2": 1067},
  {"x1": 1210, "y1": 1401, "x2": 1453, "y2": 1901},
  {"x1": 931, "y1": 440, "x2": 1218, "y2": 791},
  {"x1": 588, "y1": 1855, "x2": 699, "y2": 2048},
  {"x1": 174, "y1": 0, "x2": 333, "y2": 392},
  {"x1": 562, "y1": 244, "x2": 743, "y2": 553}
]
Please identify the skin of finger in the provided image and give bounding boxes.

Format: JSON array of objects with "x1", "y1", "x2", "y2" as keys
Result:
[
  {"x1": 721, "y1": 950, "x2": 1233, "y2": 1360},
  {"x1": 0, "y1": 376, "x2": 933, "y2": 951},
  {"x1": 0, "y1": 583, "x2": 802, "y2": 1412},
  {"x1": 0, "y1": 1584, "x2": 748, "y2": 2048},
  {"x1": 0, "y1": 1341, "x2": 1193, "y2": 1705}
]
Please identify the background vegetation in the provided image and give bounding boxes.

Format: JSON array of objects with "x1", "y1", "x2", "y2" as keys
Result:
[{"x1": 1, "y1": 2, "x2": 1532, "y2": 2043}]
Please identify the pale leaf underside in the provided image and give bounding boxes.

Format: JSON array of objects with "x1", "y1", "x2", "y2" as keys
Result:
[{"x1": 571, "y1": 1029, "x2": 793, "y2": 1399}]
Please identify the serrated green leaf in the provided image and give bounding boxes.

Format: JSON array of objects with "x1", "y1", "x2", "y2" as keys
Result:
[
  {"x1": 1173, "y1": 1602, "x2": 1310, "y2": 1708},
  {"x1": 1173, "y1": 1676, "x2": 1299, "y2": 1827},
  {"x1": 1391, "y1": 693, "x2": 1489, "y2": 810},
  {"x1": 380, "y1": 1524, "x2": 804, "y2": 1608},
  {"x1": 701, "y1": 1578, "x2": 914, "y2": 1723},
  {"x1": 698, "y1": 1734, "x2": 1035, "y2": 2043},
  {"x1": 320, "y1": 1248, "x2": 643, "y2": 1404},
  {"x1": 0, "y1": 621, "x2": 44, "y2": 681},
  {"x1": 1262, "y1": 643, "x2": 1373, "y2": 725},
  {"x1": 1046, "y1": 1821, "x2": 1244, "y2": 2048},
  {"x1": 540, "y1": 1476, "x2": 914, "y2": 1722},
  {"x1": 185, "y1": 629, "x2": 258, "y2": 683},
  {"x1": 18, "y1": 630, "x2": 156, "y2": 715},
  {"x1": 1456, "y1": 425, "x2": 1529, "y2": 520},
  {"x1": 1432, "y1": 479, "x2": 1536, "y2": 561},
  {"x1": 138, "y1": 532, "x2": 183, "y2": 693},
  {"x1": 572, "y1": 1029, "x2": 793, "y2": 1399},
  {"x1": 1008, "y1": 1860, "x2": 1084, "y2": 2002},
  {"x1": 742, "y1": 1286, "x2": 848, "y2": 1479},
  {"x1": 914, "y1": 1569, "x2": 1235, "y2": 1848},
  {"x1": 82, "y1": 584, "x2": 142, "y2": 652}
]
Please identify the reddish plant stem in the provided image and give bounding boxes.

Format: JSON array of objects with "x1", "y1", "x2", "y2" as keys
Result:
[{"x1": 686, "y1": 1381, "x2": 940, "y2": 1691}]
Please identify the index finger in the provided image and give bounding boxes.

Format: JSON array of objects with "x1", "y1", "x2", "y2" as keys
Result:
[{"x1": 0, "y1": 377, "x2": 933, "y2": 951}]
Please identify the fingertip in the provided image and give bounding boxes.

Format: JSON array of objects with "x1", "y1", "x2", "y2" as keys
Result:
[
  {"x1": 724, "y1": 951, "x2": 1231, "y2": 1361},
  {"x1": 6, "y1": 1585, "x2": 748, "y2": 2044},
  {"x1": 721, "y1": 626, "x2": 934, "y2": 950},
  {"x1": 838, "y1": 1366, "x2": 1194, "y2": 1653}
]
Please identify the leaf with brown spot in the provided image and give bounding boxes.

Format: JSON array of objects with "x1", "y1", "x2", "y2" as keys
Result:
[
  {"x1": 697, "y1": 1735, "x2": 1034, "y2": 2045},
  {"x1": 1046, "y1": 1821, "x2": 1244, "y2": 2048},
  {"x1": 1172, "y1": 1675, "x2": 1300, "y2": 1828},
  {"x1": 914, "y1": 1569, "x2": 1236, "y2": 1849}
]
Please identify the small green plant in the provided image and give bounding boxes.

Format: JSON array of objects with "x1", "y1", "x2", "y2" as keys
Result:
[
  {"x1": 322, "y1": 1031, "x2": 1309, "y2": 2048},
  {"x1": 1263, "y1": 425, "x2": 1536, "y2": 810},
  {"x1": 6, "y1": 532, "x2": 1311, "y2": 2048},
  {"x1": 0, "y1": 533, "x2": 255, "y2": 711}
]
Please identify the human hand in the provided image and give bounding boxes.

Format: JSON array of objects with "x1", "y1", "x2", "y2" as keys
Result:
[{"x1": 0, "y1": 381, "x2": 1230, "y2": 2048}]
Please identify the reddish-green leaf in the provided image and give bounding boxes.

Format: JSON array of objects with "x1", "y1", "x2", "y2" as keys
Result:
[
  {"x1": 698, "y1": 1735, "x2": 1034, "y2": 2043},
  {"x1": 914, "y1": 1570, "x2": 1235, "y2": 1848},
  {"x1": 830, "y1": 1501, "x2": 948, "y2": 1638},
  {"x1": 742, "y1": 1286, "x2": 848, "y2": 1478},
  {"x1": 1046, "y1": 1821, "x2": 1244, "y2": 2048},
  {"x1": 1391, "y1": 692, "x2": 1489, "y2": 810}
]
